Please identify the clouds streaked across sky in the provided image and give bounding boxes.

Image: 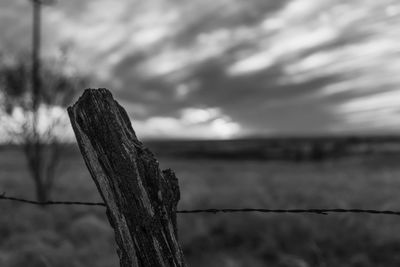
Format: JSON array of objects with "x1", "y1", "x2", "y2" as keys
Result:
[{"x1": 1, "y1": 0, "x2": 400, "y2": 139}]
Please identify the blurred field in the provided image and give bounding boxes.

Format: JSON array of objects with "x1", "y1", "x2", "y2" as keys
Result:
[{"x1": 1, "y1": 144, "x2": 400, "y2": 267}]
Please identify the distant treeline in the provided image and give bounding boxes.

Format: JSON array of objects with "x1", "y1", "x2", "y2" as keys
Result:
[
  {"x1": 2, "y1": 136, "x2": 400, "y2": 161},
  {"x1": 145, "y1": 136, "x2": 400, "y2": 161}
]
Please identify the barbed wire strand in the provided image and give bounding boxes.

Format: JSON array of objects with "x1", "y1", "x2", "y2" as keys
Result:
[
  {"x1": 2, "y1": 193, "x2": 400, "y2": 216},
  {"x1": 0, "y1": 195, "x2": 105, "y2": 206}
]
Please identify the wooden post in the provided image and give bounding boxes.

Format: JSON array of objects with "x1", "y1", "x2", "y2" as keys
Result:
[{"x1": 67, "y1": 88, "x2": 186, "y2": 267}]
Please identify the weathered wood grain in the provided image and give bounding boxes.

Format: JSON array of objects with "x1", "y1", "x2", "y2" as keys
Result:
[{"x1": 68, "y1": 88, "x2": 186, "y2": 267}]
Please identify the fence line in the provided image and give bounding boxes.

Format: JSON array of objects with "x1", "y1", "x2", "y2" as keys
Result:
[{"x1": 2, "y1": 193, "x2": 400, "y2": 216}]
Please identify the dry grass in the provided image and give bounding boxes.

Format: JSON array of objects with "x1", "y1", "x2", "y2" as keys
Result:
[{"x1": 1, "y1": 146, "x2": 400, "y2": 266}]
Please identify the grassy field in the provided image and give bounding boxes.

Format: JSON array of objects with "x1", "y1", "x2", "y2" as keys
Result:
[{"x1": 1, "y1": 145, "x2": 400, "y2": 267}]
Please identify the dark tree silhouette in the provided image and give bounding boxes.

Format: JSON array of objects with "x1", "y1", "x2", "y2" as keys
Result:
[{"x1": 0, "y1": 54, "x2": 89, "y2": 201}]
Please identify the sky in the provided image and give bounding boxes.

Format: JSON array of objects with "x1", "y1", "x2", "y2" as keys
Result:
[{"x1": 0, "y1": 0, "x2": 400, "y2": 139}]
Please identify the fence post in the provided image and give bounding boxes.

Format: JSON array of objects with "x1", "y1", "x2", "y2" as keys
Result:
[{"x1": 67, "y1": 88, "x2": 186, "y2": 267}]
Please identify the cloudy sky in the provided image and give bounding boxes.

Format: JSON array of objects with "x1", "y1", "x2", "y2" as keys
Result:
[{"x1": 1, "y1": 0, "x2": 400, "y2": 139}]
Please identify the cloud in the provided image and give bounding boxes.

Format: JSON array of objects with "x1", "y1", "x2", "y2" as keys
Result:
[
  {"x1": 335, "y1": 90, "x2": 400, "y2": 132},
  {"x1": 1, "y1": 0, "x2": 400, "y2": 138},
  {"x1": 132, "y1": 107, "x2": 241, "y2": 139}
]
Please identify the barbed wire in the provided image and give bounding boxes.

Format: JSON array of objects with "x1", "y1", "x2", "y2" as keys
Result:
[
  {"x1": 2, "y1": 193, "x2": 400, "y2": 216},
  {"x1": 0, "y1": 194, "x2": 105, "y2": 206}
]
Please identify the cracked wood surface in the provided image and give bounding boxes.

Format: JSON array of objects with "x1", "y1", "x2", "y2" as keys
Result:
[{"x1": 68, "y1": 88, "x2": 186, "y2": 267}]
